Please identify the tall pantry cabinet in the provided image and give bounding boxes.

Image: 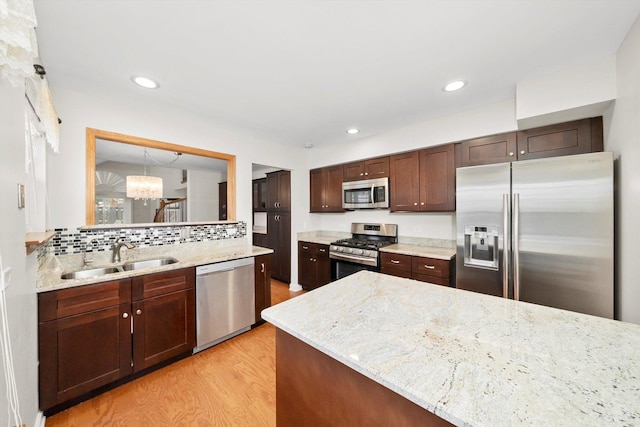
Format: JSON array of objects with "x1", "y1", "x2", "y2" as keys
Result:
[{"x1": 266, "y1": 170, "x2": 291, "y2": 283}]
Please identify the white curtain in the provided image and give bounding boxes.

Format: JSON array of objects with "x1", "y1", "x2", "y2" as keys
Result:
[{"x1": 0, "y1": 0, "x2": 38, "y2": 86}]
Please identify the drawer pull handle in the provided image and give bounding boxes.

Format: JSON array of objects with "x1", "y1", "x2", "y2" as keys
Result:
[
  {"x1": 424, "y1": 265, "x2": 435, "y2": 269},
  {"x1": 319, "y1": 249, "x2": 326, "y2": 252},
  {"x1": 302, "y1": 246, "x2": 309, "y2": 250},
  {"x1": 391, "y1": 260, "x2": 400, "y2": 264},
  {"x1": 261, "y1": 263, "x2": 265, "y2": 273}
]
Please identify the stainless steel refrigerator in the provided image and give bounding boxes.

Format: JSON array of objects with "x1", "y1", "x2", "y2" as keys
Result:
[{"x1": 456, "y1": 151, "x2": 614, "y2": 319}]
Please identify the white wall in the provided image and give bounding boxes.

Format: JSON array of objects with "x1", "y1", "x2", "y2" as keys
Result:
[
  {"x1": 605, "y1": 15, "x2": 640, "y2": 324},
  {"x1": 188, "y1": 169, "x2": 222, "y2": 221},
  {"x1": 0, "y1": 81, "x2": 40, "y2": 426}
]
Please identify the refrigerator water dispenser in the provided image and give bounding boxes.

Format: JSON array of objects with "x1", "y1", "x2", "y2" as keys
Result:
[{"x1": 464, "y1": 226, "x2": 499, "y2": 270}]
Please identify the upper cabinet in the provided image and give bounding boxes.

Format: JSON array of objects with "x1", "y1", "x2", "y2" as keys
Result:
[
  {"x1": 310, "y1": 165, "x2": 344, "y2": 213},
  {"x1": 266, "y1": 170, "x2": 291, "y2": 211},
  {"x1": 389, "y1": 144, "x2": 455, "y2": 212},
  {"x1": 457, "y1": 117, "x2": 603, "y2": 167},
  {"x1": 343, "y1": 156, "x2": 390, "y2": 181},
  {"x1": 516, "y1": 117, "x2": 603, "y2": 161},
  {"x1": 456, "y1": 133, "x2": 518, "y2": 167},
  {"x1": 252, "y1": 178, "x2": 267, "y2": 212}
]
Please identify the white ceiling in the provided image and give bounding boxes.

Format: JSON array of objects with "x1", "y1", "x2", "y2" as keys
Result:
[{"x1": 33, "y1": 0, "x2": 640, "y2": 148}]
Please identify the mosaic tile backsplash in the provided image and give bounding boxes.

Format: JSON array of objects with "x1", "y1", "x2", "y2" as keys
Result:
[{"x1": 46, "y1": 222, "x2": 247, "y2": 256}]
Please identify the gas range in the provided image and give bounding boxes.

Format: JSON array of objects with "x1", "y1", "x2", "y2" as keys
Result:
[{"x1": 329, "y1": 223, "x2": 398, "y2": 267}]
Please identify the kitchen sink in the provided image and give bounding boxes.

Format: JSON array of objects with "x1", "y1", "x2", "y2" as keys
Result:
[
  {"x1": 121, "y1": 257, "x2": 178, "y2": 271},
  {"x1": 61, "y1": 267, "x2": 121, "y2": 280},
  {"x1": 61, "y1": 257, "x2": 179, "y2": 279}
]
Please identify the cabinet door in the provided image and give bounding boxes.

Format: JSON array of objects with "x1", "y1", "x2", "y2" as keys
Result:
[
  {"x1": 343, "y1": 161, "x2": 365, "y2": 181},
  {"x1": 419, "y1": 144, "x2": 455, "y2": 211},
  {"x1": 516, "y1": 117, "x2": 602, "y2": 161},
  {"x1": 315, "y1": 244, "x2": 332, "y2": 287},
  {"x1": 269, "y1": 212, "x2": 291, "y2": 283},
  {"x1": 298, "y1": 242, "x2": 316, "y2": 289},
  {"x1": 266, "y1": 171, "x2": 280, "y2": 211},
  {"x1": 252, "y1": 178, "x2": 267, "y2": 212},
  {"x1": 254, "y1": 254, "x2": 272, "y2": 324},
  {"x1": 324, "y1": 165, "x2": 344, "y2": 212},
  {"x1": 277, "y1": 170, "x2": 291, "y2": 211},
  {"x1": 39, "y1": 303, "x2": 132, "y2": 410},
  {"x1": 309, "y1": 168, "x2": 325, "y2": 212},
  {"x1": 457, "y1": 133, "x2": 517, "y2": 167},
  {"x1": 364, "y1": 156, "x2": 390, "y2": 178},
  {"x1": 132, "y1": 288, "x2": 195, "y2": 372},
  {"x1": 389, "y1": 151, "x2": 420, "y2": 211}
]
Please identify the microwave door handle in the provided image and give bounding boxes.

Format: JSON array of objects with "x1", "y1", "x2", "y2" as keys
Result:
[{"x1": 371, "y1": 184, "x2": 375, "y2": 203}]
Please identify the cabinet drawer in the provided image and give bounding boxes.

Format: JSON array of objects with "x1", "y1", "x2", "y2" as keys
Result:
[
  {"x1": 412, "y1": 257, "x2": 449, "y2": 279},
  {"x1": 132, "y1": 267, "x2": 195, "y2": 301},
  {"x1": 412, "y1": 273, "x2": 449, "y2": 287},
  {"x1": 380, "y1": 253, "x2": 412, "y2": 272},
  {"x1": 38, "y1": 279, "x2": 131, "y2": 322}
]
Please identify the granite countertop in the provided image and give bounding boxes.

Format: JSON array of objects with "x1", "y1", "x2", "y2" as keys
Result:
[
  {"x1": 380, "y1": 243, "x2": 456, "y2": 260},
  {"x1": 298, "y1": 236, "x2": 337, "y2": 246},
  {"x1": 38, "y1": 241, "x2": 273, "y2": 293},
  {"x1": 262, "y1": 271, "x2": 640, "y2": 427}
]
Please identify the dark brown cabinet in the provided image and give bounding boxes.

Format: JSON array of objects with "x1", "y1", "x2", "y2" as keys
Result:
[
  {"x1": 298, "y1": 242, "x2": 331, "y2": 290},
  {"x1": 218, "y1": 181, "x2": 227, "y2": 220},
  {"x1": 252, "y1": 178, "x2": 267, "y2": 212},
  {"x1": 456, "y1": 133, "x2": 518, "y2": 167},
  {"x1": 343, "y1": 156, "x2": 390, "y2": 181},
  {"x1": 310, "y1": 165, "x2": 344, "y2": 213},
  {"x1": 254, "y1": 254, "x2": 272, "y2": 324},
  {"x1": 456, "y1": 117, "x2": 603, "y2": 167},
  {"x1": 390, "y1": 144, "x2": 455, "y2": 212},
  {"x1": 267, "y1": 170, "x2": 291, "y2": 211},
  {"x1": 253, "y1": 232, "x2": 268, "y2": 248},
  {"x1": 380, "y1": 252, "x2": 454, "y2": 287},
  {"x1": 268, "y1": 211, "x2": 291, "y2": 283},
  {"x1": 38, "y1": 279, "x2": 132, "y2": 411},
  {"x1": 38, "y1": 268, "x2": 195, "y2": 412},
  {"x1": 131, "y1": 268, "x2": 195, "y2": 373},
  {"x1": 516, "y1": 117, "x2": 603, "y2": 161}
]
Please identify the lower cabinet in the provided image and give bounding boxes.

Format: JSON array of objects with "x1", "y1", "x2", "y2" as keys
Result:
[
  {"x1": 38, "y1": 267, "x2": 195, "y2": 412},
  {"x1": 298, "y1": 241, "x2": 331, "y2": 290},
  {"x1": 254, "y1": 254, "x2": 272, "y2": 324},
  {"x1": 380, "y1": 253, "x2": 454, "y2": 287}
]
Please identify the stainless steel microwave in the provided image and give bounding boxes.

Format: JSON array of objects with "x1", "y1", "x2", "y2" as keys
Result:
[{"x1": 342, "y1": 177, "x2": 390, "y2": 209}]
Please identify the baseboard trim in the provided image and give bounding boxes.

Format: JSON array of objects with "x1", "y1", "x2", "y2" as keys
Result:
[{"x1": 35, "y1": 411, "x2": 46, "y2": 427}]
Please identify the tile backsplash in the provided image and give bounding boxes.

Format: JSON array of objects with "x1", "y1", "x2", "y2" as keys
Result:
[{"x1": 46, "y1": 222, "x2": 247, "y2": 256}]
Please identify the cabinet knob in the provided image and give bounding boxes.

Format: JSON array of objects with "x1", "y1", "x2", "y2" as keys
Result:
[
  {"x1": 509, "y1": 152, "x2": 514, "y2": 156},
  {"x1": 360, "y1": 173, "x2": 364, "y2": 176},
  {"x1": 364, "y1": 172, "x2": 368, "y2": 176},
  {"x1": 413, "y1": 202, "x2": 418, "y2": 206},
  {"x1": 520, "y1": 150, "x2": 525, "y2": 155},
  {"x1": 122, "y1": 312, "x2": 129, "y2": 318},
  {"x1": 420, "y1": 202, "x2": 425, "y2": 206},
  {"x1": 136, "y1": 309, "x2": 142, "y2": 315}
]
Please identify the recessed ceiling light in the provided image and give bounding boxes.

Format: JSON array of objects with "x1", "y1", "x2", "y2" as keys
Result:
[
  {"x1": 304, "y1": 143, "x2": 314, "y2": 148},
  {"x1": 131, "y1": 76, "x2": 159, "y2": 89},
  {"x1": 346, "y1": 128, "x2": 360, "y2": 135},
  {"x1": 443, "y1": 80, "x2": 466, "y2": 92}
]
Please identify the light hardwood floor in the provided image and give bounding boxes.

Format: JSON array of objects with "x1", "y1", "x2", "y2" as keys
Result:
[{"x1": 45, "y1": 280, "x2": 302, "y2": 427}]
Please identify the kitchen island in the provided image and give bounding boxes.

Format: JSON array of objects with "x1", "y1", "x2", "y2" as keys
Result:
[{"x1": 262, "y1": 271, "x2": 640, "y2": 426}]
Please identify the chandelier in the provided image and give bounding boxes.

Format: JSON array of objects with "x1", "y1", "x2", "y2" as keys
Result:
[{"x1": 126, "y1": 149, "x2": 163, "y2": 205}]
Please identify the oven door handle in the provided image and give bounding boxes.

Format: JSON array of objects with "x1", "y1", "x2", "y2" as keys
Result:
[{"x1": 330, "y1": 252, "x2": 378, "y2": 267}]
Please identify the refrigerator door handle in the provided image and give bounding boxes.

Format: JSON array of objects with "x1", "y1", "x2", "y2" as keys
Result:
[
  {"x1": 503, "y1": 193, "x2": 510, "y2": 299},
  {"x1": 513, "y1": 193, "x2": 520, "y2": 301}
]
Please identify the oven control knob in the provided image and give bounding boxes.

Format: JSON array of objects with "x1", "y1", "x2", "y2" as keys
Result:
[
  {"x1": 363, "y1": 250, "x2": 372, "y2": 257},
  {"x1": 338, "y1": 247, "x2": 344, "y2": 252},
  {"x1": 345, "y1": 248, "x2": 353, "y2": 254},
  {"x1": 330, "y1": 245, "x2": 337, "y2": 251},
  {"x1": 352, "y1": 249, "x2": 363, "y2": 255}
]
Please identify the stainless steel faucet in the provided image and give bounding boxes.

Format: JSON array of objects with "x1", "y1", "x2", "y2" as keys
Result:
[
  {"x1": 112, "y1": 238, "x2": 135, "y2": 263},
  {"x1": 82, "y1": 238, "x2": 99, "y2": 266}
]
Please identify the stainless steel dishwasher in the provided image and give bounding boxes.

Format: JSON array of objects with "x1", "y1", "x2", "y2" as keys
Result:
[{"x1": 194, "y1": 257, "x2": 255, "y2": 353}]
